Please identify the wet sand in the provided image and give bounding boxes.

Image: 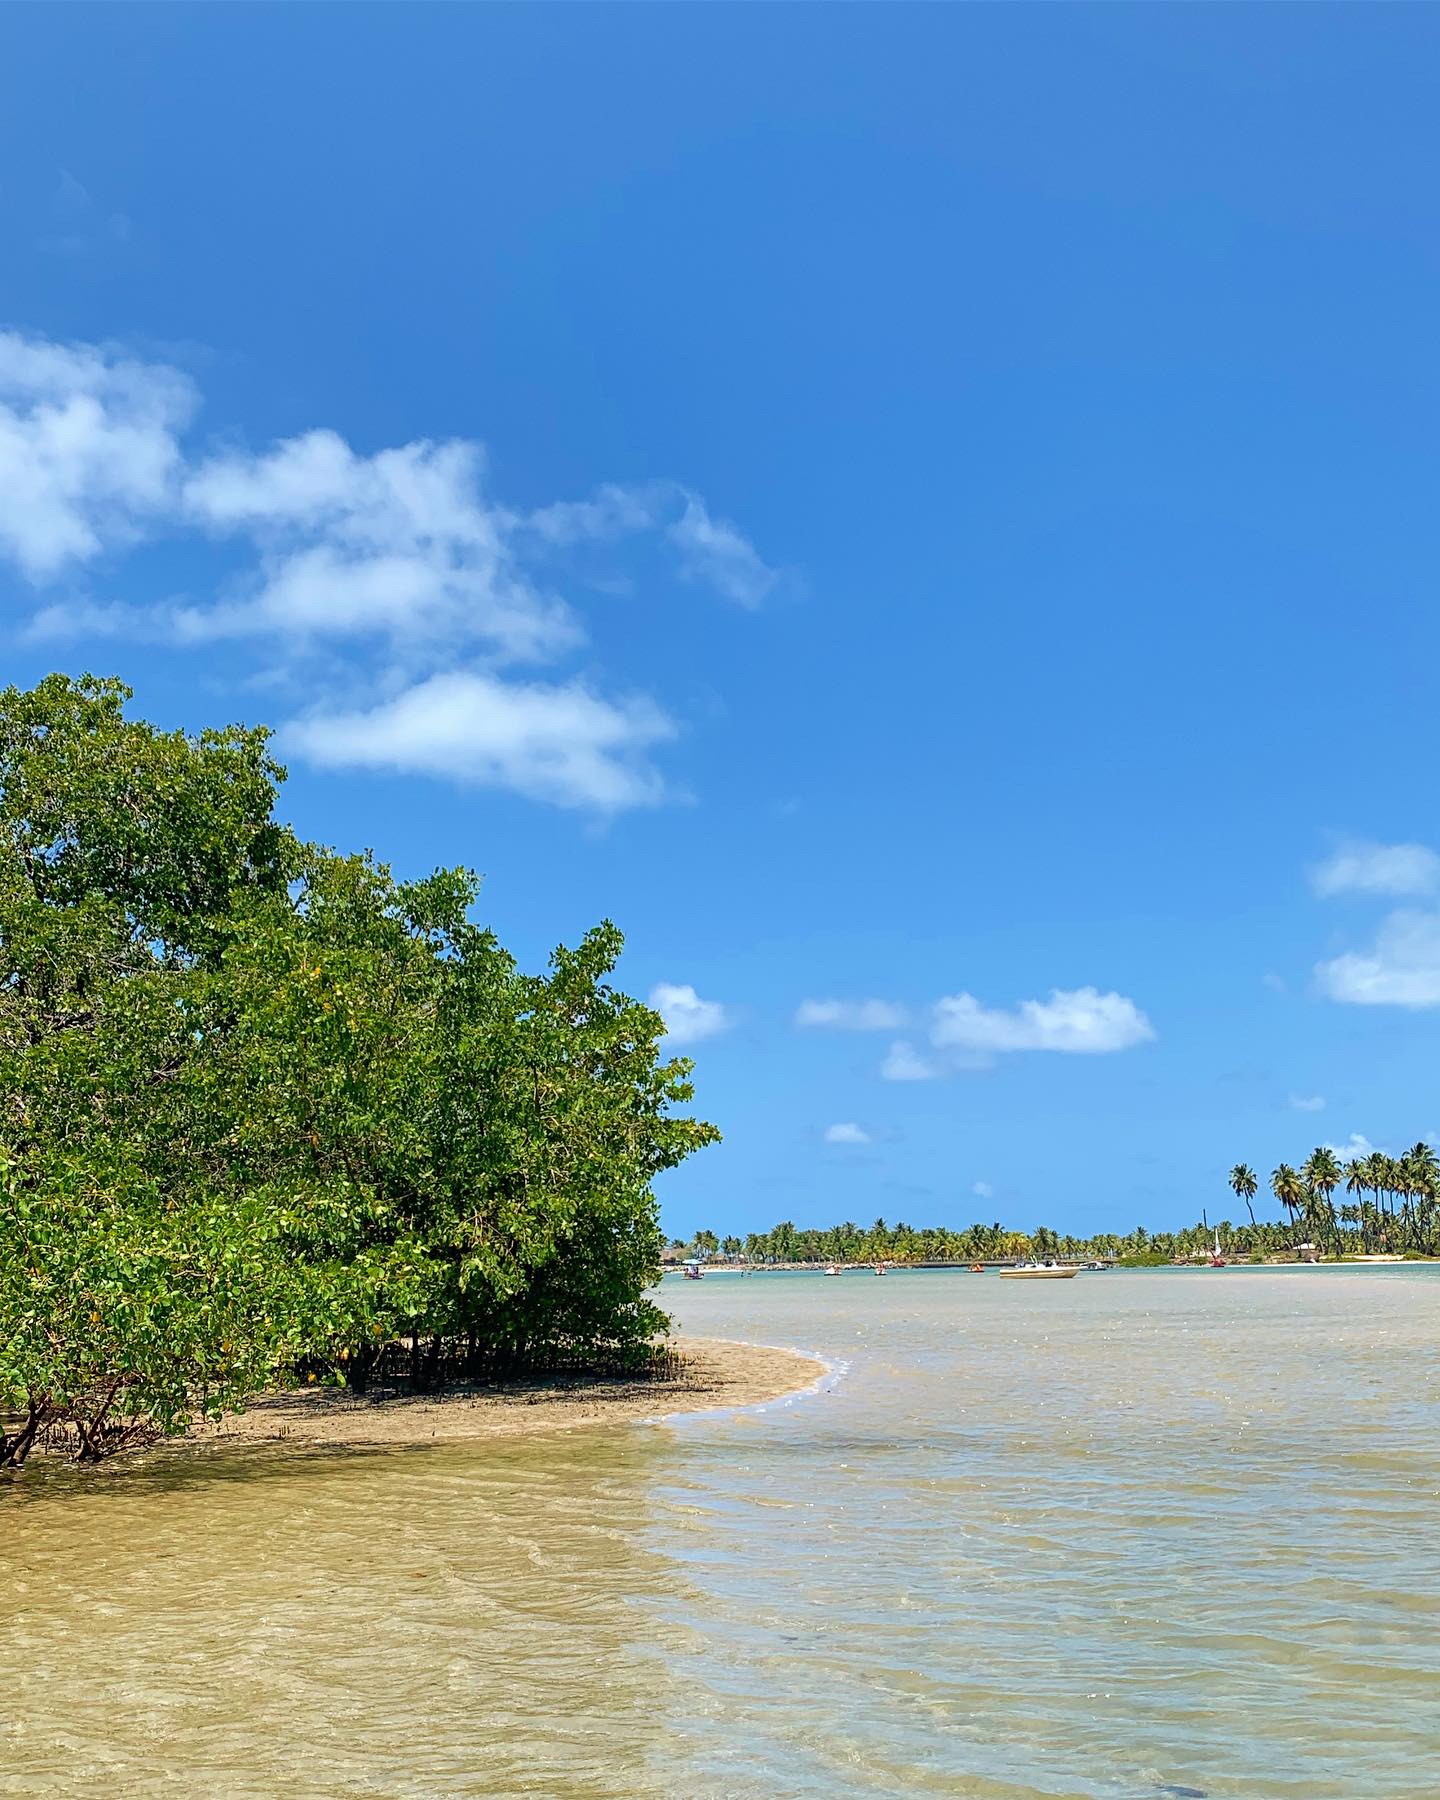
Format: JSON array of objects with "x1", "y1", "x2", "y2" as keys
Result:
[{"x1": 194, "y1": 1336, "x2": 822, "y2": 1449}]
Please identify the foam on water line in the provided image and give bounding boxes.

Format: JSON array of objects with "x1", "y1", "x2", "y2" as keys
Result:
[{"x1": 645, "y1": 1337, "x2": 850, "y2": 1428}]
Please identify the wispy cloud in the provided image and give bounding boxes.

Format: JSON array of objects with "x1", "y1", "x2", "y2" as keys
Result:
[
  {"x1": 648, "y1": 983, "x2": 732, "y2": 1046},
  {"x1": 1289, "y1": 1093, "x2": 1326, "y2": 1113},
  {"x1": 1310, "y1": 839, "x2": 1440, "y2": 899},
  {"x1": 1316, "y1": 910, "x2": 1440, "y2": 1009},
  {"x1": 41, "y1": 170, "x2": 131, "y2": 257},
  {"x1": 795, "y1": 998, "x2": 909, "y2": 1031},
  {"x1": 525, "y1": 481, "x2": 667, "y2": 547},
  {"x1": 881, "y1": 1040, "x2": 938, "y2": 1082},
  {"x1": 0, "y1": 328, "x2": 779, "y2": 813},
  {"x1": 972, "y1": 1180, "x2": 994, "y2": 1200},
  {"x1": 667, "y1": 494, "x2": 779, "y2": 608},
  {"x1": 1306, "y1": 841, "x2": 1440, "y2": 1010},
  {"x1": 824, "y1": 1121, "x2": 873, "y2": 1146}
]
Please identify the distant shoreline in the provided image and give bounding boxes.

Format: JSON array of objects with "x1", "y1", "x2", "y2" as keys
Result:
[
  {"x1": 188, "y1": 1337, "x2": 824, "y2": 1453},
  {"x1": 665, "y1": 1255, "x2": 1438, "y2": 1275}
]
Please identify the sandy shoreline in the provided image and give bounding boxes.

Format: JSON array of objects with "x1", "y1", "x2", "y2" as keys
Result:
[{"x1": 190, "y1": 1337, "x2": 824, "y2": 1451}]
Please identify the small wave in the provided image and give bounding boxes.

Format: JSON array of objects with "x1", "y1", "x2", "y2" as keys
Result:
[{"x1": 647, "y1": 1338, "x2": 850, "y2": 1429}]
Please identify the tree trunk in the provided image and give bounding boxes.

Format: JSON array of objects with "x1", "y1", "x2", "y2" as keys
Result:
[
  {"x1": 74, "y1": 1378, "x2": 125, "y2": 1462},
  {"x1": 0, "y1": 1398, "x2": 48, "y2": 1469}
]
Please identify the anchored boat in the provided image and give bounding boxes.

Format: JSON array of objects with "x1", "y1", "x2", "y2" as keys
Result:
[{"x1": 999, "y1": 1261, "x2": 1079, "y2": 1280}]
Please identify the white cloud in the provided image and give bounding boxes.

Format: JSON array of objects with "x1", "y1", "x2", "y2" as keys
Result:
[
  {"x1": 972, "y1": 1180, "x2": 994, "y2": 1200},
  {"x1": 795, "y1": 997, "x2": 909, "y2": 1031},
  {"x1": 179, "y1": 430, "x2": 577, "y2": 662},
  {"x1": 648, "y1": 982, "x2": 731, "y2": 1046},
  {"x1": 794, "y1": 979, "x2": 1153, "y2": 1077},
  {"x1": 282, "y1": 670, "x2": 674, "y2": 811},
  {"x1": 930, "y1": 987, "x2": 1154, "y2": 1055},
  {"x1": 1290, "y1": 1094, "x2": 1326, "y2": 1113},
  {"x1": 1322, "y1": 1133, "x2": 1379, "y2": 1161},
  {"x1": 1310, "y1": 840, "x2": 1440, "y2": 900},
  {"x1": 0, "y1": 334, "x2": 779, "y2": 636},
  {"x1": 824, "y1": 1121, "x2": 873, "y2": 1146},
  {"x1": 881, "y1": 1040, "x2": 938, "y2": 1082},
  {"x1": 0, "y1": 330, "x2": 193, "y2": 579},
  {"x1": 0, "y1": 329, "x2": 779, "y2": 813},
  {"x1": 1262, "y1": 971, "x2": 1286, "y2": 993},
  {"x1": 1316, "y1": 910, "x2": 1440, "y2": 1009}
]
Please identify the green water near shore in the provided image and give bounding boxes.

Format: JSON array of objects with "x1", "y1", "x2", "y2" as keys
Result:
[{"x1": 3, "y1": 1268, "x2": 1438, "y2": 1797}]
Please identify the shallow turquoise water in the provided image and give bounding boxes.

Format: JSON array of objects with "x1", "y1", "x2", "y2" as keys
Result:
[{"x1": 3, "y1": 1267, "x2": 1438, "y2": 1797}]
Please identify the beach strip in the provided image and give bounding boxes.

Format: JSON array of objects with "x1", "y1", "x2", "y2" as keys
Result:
[{"x1": 192, "y1": 1337, "x2": 824, "y2": 1451}]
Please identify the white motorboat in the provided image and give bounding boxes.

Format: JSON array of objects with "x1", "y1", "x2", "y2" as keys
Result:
[{"x1": 999, "y1": 1261, "x2": 1079, "y2": 1280}]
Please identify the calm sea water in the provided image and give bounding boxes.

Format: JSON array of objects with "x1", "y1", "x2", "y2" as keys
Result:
[{"x1": 3, "y1": 1268, "x2": 1438, "y2": 1798}]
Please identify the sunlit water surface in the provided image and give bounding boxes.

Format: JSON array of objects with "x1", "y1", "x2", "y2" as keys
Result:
[{"x1": 4, "y1": 1268, "x2": 1439, "y2": 1798}]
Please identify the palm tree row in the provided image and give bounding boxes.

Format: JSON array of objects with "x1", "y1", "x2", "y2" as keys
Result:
[
  {"x1": 1230, "y1": 1142, "x2": 1440, "y2": 1256},
  {"x1": 671, "y1": 1146, "x2": 1440, "y2": 1269},
  {"x1": 676, "y1": 1216, "x2": 1271, "y2": 1267}
]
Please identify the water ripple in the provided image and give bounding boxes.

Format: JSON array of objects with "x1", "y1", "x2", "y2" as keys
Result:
[{"x1": 2, "y1": 1269, "x2": 1438, "y2": 1797}]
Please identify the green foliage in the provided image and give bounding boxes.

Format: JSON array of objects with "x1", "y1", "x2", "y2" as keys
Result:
[{"x1": 0, "y1": 675, "x2": 716, "y2": 1464}]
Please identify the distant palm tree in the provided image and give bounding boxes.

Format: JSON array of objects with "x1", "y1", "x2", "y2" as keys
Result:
[
  {"x1": 1391, "y1": 1151, "x2": 1423, "y2": 1251},
  {"x1": 1032, "y1": 1224, "x2": 1059, "y2": 1258},
  {"x1": 1344, "y1": 1159, "x2": 1369, "y2": 1249},
  {"x1": 1408, "y1": 1144, "x2": 1437, "y2": 1249},
  {"x1": 1362, "y1": 1152, "x2": 1389, "y2": 1242},
  {"x1": 1302, "y1": 1148, "x2": 1342, "y2": 1252},
  {"x1": 1229, "y1": 1163, "x2": 1259, "y2": 1227},
  {"x1": 1272, "y1": 1164, "x2": 1305, "y2": 1237},
  {"x1": 1377, "y1": 1154, "x2": 1403, "y2": 1240}
]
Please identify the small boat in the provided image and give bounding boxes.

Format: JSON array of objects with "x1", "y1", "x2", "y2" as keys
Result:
[
  {"x1": 823, "y1": 1263, "x2": 843, "y2": 1276},
  {"x1": 874, "y1": 1262, "x2": 888, "y2": 1275},
  {"x1": 1000, "y1": 1261, "x2": 1079, "y2": 1280},
  {"x1": 682, "y1": 1260, "x2": 704, "y2": 1281},
  {"x1": 970, "y1": 1262, "x2": 985, "y2": 1273},
  {"x1": 1209, "y1": 1228, "x2": 1227, "y2": 1269}
]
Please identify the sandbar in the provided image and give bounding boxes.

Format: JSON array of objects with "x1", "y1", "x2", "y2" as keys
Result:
[{"x1": 193, "y1": 1337, "x2": 824, "y2": 1450}]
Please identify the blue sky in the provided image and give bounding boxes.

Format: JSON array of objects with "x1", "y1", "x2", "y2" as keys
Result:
[{"x1": 4, "y1": 6, "x2": 1440, "y2": 1239}]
